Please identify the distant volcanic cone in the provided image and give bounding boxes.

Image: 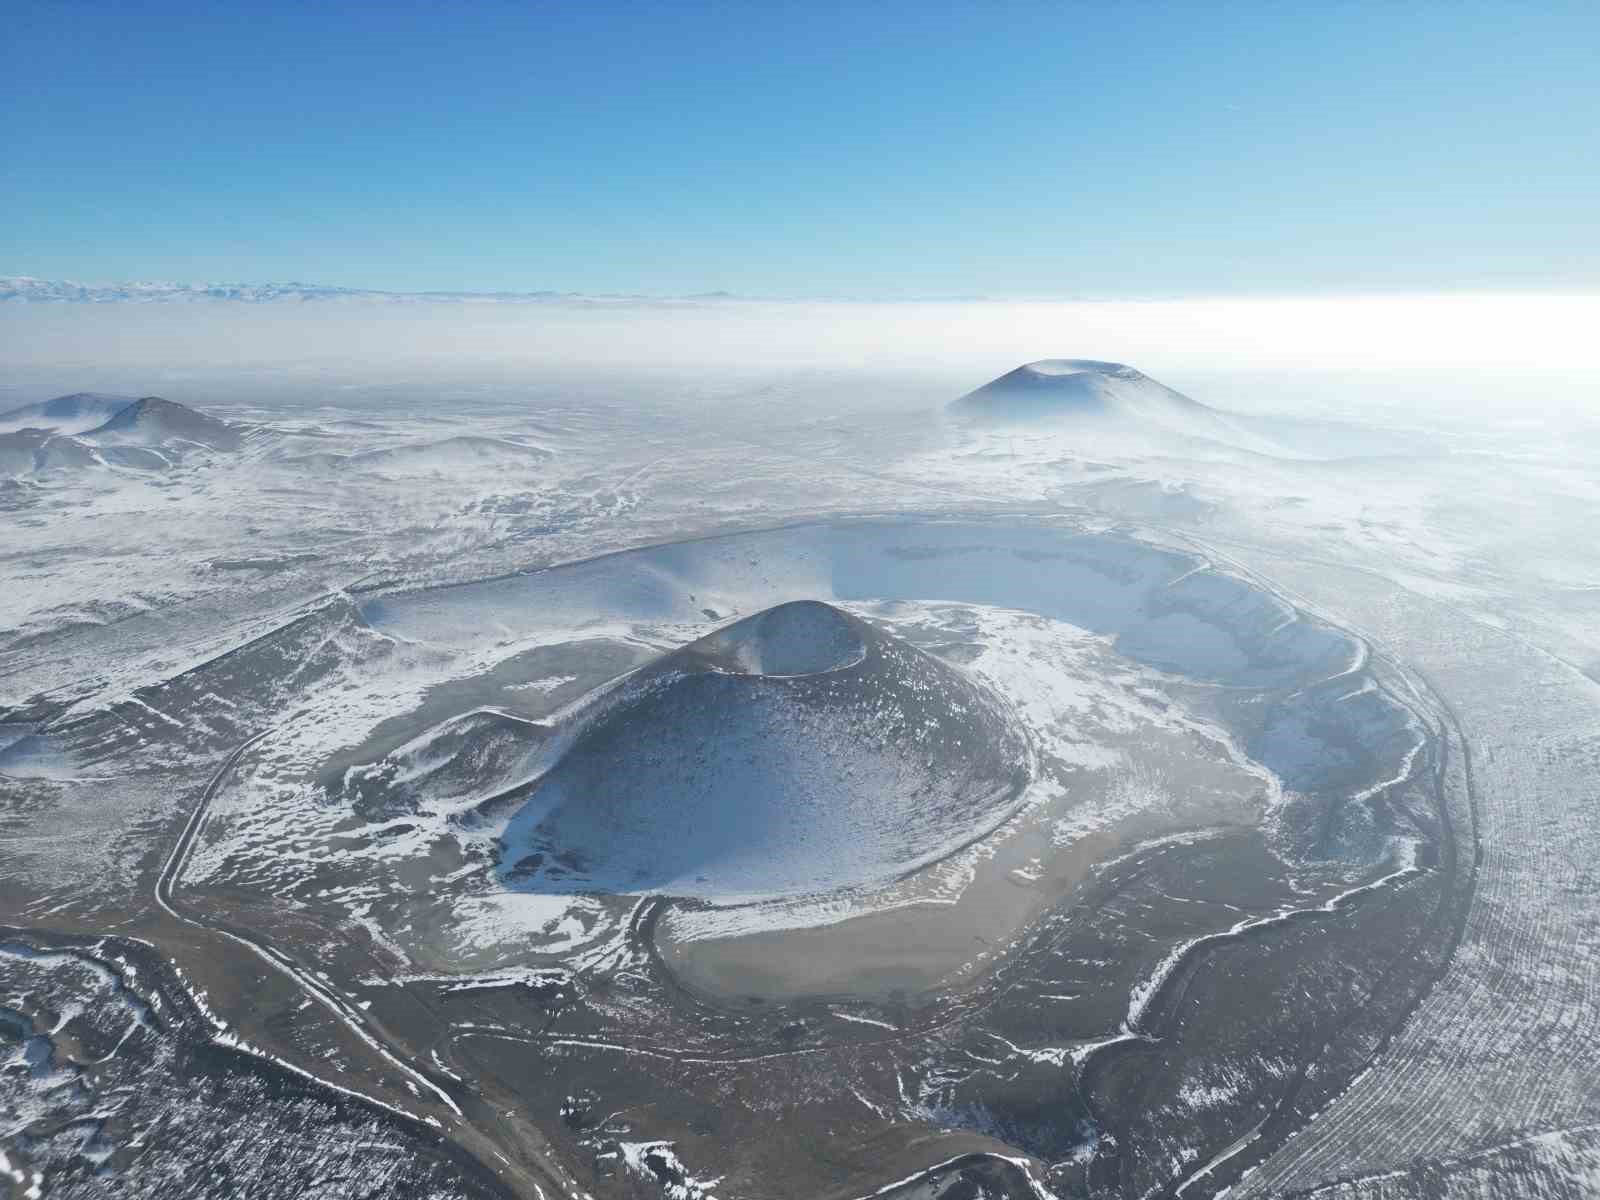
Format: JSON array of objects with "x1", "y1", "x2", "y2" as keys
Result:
[
  {"x1": 84, "y1": 396, "x2": 241, "y2": 450},
  {"x1": 498, "y1": 600, "x2": 1031, "y2": 902},
  {"x1": 951, "y1": 359, "x2": 1210, "y2": 422}
]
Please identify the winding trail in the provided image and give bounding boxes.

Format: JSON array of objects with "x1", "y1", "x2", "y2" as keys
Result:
[{"x1": 155, "y1": 730, "x2": 465, "y2": 1118}]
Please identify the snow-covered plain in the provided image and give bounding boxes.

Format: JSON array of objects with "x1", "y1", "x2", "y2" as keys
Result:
[{"x1": 4, "y1": 348, "x2": 1600, "y2": 1200}]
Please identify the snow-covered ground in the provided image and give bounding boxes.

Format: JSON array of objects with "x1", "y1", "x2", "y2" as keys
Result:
[{"x1": 4, "y1": 352, "x2": 1600, "y2": 1199}]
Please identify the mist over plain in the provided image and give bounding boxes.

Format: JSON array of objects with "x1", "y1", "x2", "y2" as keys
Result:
[{"x1": 4, "y1": 292, "x2": 1597, "y2": 429}]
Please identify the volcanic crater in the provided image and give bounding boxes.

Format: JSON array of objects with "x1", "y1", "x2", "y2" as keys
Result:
[{"x1": 497, "y1": 600, "x2": 1032, "y2": 902}]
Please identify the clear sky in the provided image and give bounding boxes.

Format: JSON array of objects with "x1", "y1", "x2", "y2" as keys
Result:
[{"x1": 4, "y1": 1, "x2": 1596, "y2": 297}]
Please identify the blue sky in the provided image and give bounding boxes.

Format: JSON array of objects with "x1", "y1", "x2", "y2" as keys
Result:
[{"x1": 4, "y1": 1, "x2": 1596, "y2": 297}]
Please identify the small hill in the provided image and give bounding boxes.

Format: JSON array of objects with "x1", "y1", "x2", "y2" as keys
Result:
[
  {"x1": 0, "y1": 393, "x2": 137, "y2": 436},
  {"x1": 0, "y1": 425, "x2": 175, "y2": 477},
  {"x1": 346, "y1": 436, "x2": 551, "y2": 476},
  {"x1": 950, "y1": 359, "x2": 1289, "y2": 454},
  {"x1": 495, "y1": 600, "x2": 1031, "y2": 902},
  {"x1": 340, "y1": 708, "x2": 554, "y2": 822},
  {"x1": 0, "y1": 429, "x2": 99, "y2": 475},
  {"x1": 0, "y1": 393, "x2": 243, "y2": 473},
  {"x1": 83, "y1": 396, "x2": 241, "y2": 451}
]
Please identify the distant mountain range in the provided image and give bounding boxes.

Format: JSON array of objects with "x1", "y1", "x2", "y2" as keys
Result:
[{"x1": 0, "y1": 275, "x2": 744, "y2": 305}]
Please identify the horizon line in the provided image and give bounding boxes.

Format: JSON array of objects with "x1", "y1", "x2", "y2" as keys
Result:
[{"x1": 5, "y1": 273, "x2": 1598, "y2": 308}]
